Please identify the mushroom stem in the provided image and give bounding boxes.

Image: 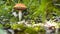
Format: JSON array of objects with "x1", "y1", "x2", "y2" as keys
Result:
[{"x1": 19, "y1": 10, "x2": 22, "y2": 21}]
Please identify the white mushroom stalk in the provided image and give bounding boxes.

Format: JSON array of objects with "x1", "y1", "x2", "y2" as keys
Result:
[{"x1": 19, "y1": 10, "x2": 22, "y2": 21}]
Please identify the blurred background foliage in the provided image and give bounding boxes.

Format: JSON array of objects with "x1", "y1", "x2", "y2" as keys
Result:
[
  {"x1": 0, "y1": 0, "x2": 60, "y2": 34},
  {"x1": 0, "y1": 0, "x2": 60, "y2": 22}
]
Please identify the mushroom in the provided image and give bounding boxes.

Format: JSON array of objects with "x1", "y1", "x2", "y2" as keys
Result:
[{"x1": 14, "y1": 3, "x2": 27, "y2": 21}]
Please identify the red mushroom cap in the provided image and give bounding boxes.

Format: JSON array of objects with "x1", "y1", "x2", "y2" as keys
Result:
[{"x1": 14, "y1": 3, "x2": 27, "y2": 10}]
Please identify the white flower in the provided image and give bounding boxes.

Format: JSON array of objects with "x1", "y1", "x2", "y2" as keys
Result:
[
  {"x1": 12, "y1": 12, "x2": 17, "y2": 17},
  {"x1": 1, "y1": 16, "x2": 4, "y2": 17}
]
